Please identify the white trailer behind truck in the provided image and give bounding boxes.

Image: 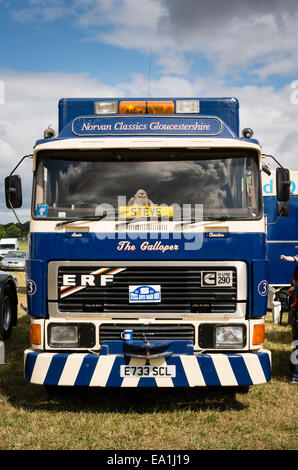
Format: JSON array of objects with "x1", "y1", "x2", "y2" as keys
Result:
[{"x1": 0, "y1": 238, "x2": 19, "y2": 259}]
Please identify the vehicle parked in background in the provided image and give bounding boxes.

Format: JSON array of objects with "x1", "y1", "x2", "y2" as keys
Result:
[
  {"x1": 0, "y1": 238, "x2": 19, "y2": 259},
  {"x1": 1, "y1": 250, "x2": 28, "y2": 271}
]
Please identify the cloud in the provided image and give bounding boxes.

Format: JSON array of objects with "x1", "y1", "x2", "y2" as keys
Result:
[
  {"x1": 157, "y1": 1, "x2": 298, "y2": 79},
  {"x1": 5, "y1": 0, "x2": 298, "y2": 79}
]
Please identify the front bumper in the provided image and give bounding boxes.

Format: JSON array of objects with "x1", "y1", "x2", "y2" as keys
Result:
[
  {"x1": 24, "y1": 349, "x2": 271, "y2": 387},
  {"x1": 2, "y1": 263, "x2": 25, "y2": 271}
]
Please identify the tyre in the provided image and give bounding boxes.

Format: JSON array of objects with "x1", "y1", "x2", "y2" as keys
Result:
[{"x1": 0, "y1": 285, "x2": 15, "y2": 341}]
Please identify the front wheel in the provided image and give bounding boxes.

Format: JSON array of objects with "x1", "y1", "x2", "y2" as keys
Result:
[{"x1": 0, "y1": 285, "x2": 15, "y2": 341}]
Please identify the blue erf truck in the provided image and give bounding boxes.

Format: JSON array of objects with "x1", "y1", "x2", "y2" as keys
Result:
[{"x1": 5, "y1": 97, "x2": 291, "y2": 390}]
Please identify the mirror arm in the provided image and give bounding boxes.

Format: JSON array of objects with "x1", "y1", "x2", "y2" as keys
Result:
[
  {"x1": 266, "y1": 213, "x2": 283, "y2": 226},
  {"x1": 7, "y1": 196, "x2": 22, "y2": 224},
  {"x1": 262, "y1": 153, "x2": 291, "y2": 202},
  {"x1": 9, "y1": 154, "x2": 32, "y2": 176},
  {"x1": 262, "y1": 154, "x2": 290, "y2": 186},
  {"x1": 262, "y1": 153, "x2": 287, "y2": 171}
]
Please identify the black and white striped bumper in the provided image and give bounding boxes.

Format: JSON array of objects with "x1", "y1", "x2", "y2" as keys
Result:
[{"x1": 24, "y1": 349, "x2": 271, "y2": 387}]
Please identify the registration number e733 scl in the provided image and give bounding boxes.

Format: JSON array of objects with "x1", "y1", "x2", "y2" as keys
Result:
[{"x1": 120, "y1": 365, "x2": 176, "y2": 378}]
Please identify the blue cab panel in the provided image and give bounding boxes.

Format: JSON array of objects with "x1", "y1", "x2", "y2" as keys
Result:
[
  {"x1": 58, "y1": 97, "x2": 240, "y2": 136},
  {"x1": 264, "y1": 194, "x2": 298, "y2": 285}
]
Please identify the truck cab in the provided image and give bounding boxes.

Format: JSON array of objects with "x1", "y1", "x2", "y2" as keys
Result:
[{"x1": 4, "y1": 97, "x2": 290, "y2": 388}]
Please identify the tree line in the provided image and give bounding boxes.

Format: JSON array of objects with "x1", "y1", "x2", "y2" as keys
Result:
[{"x1": 0, "y1": 221, "x2": 30, "y2": 239}]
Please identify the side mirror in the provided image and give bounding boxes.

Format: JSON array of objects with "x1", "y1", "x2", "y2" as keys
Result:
[
  {"x1": 276, "y1": 167, "x2": 290, "y2": 202},
  {"x1": 5, "y1": 175, "x2": 22, "y2": 208}
]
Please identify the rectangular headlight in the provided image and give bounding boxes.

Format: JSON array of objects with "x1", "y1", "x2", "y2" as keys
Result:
[
  {"x1": 50, "y1": 325, "x2": 78, "y2": 345},
  {"x1": 215, "y1": 325, "x2": 244, "y2": 348},
  {"x1": 48, "y1": 323, "x2": 96, "y2": 349}
]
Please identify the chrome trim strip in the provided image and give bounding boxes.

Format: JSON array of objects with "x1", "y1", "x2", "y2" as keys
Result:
[{"x1": 267, "y1": 240, "x2": 298, "y2": 244}]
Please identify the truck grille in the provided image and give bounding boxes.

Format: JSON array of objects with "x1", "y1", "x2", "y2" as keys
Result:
[
  {"x1": 99, "y1": 323, "x2": 195, "y2": 341},
  {"x1": 57, "y1": 265, "x2": 237, "y2": 314}
]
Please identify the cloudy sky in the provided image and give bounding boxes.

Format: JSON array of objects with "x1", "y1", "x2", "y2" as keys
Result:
[{"x1": 0, "y1": 0, "x2": 298, "y2": 223}]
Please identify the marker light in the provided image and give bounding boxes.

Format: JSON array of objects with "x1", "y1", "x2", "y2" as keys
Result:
[
  {"x1": 147, "y1": 101, "x2": 174, "y2": 114},
  {"x1": 119, "y1": 101, "x2": 146, "y2": 114},
  {"x1": 30, "y1": 323, "x2": 41, "y2": 345},
  {"x1": 94, "y1": 101, "x2": 118, "y2": 114},
  {"x1": 252, "y1": 323, "x2": 265, "y2": 345},
  {"x1": 242, "y1": 127, "x2": 254, "y2": 139},
  {"x1": 176, "y1": 100, "x2": 199, "y2": 114}
]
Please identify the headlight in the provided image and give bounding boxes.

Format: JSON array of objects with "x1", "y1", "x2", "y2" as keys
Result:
[
  {"x1": 49, "y1": 325, "x2": 79, "y2": 347},
  {"x1": 47, "y1": 323, "x2": 96, "y2": 349},
  {"x1": 215, "y1": 325, "x2": 244, "y2": 348}
]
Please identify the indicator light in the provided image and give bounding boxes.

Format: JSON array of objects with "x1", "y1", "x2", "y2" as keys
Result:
[
  {"x1": 30, "y1": 323, "x2": 41, "y2": 345},
  {"x1": 252, "y1": 323, "x2": 265, "y2": 345}
]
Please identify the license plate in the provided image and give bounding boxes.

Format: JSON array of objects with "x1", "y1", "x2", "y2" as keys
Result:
[{"x1": 120, "y1": 365, "x2": 176, "y2": 378}]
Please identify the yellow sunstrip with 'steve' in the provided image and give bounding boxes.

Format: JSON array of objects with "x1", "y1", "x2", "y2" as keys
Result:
[{"x1": 119, "y1": 206, "x2": 174, "y2": 218}]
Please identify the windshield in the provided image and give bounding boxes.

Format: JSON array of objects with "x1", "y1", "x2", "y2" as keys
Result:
[
  {"x1": 34, "y1": 149, "x2": 262, "y2": 220},
  {"x1": 1, "y1": 244, "x2": 16, "y2": 249}
]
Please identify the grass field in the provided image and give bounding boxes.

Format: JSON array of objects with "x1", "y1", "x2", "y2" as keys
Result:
[
  {"x1": 0, "y1": 270, "x2": 297, "y2": 450},
  {"x1": 18, "y1": 241, "x2": 28, "y2": 251}
]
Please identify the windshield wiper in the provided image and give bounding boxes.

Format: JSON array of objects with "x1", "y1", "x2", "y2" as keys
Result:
[
  {"x1": 56, "y1": 212, "x2": 108, "y2": 228},
  {"x1": 175, "y1": 217, "x2": 229, "y2": 227},
  {"x1": 116, "y1": 216, "x2": 164, "y2": 227}
]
